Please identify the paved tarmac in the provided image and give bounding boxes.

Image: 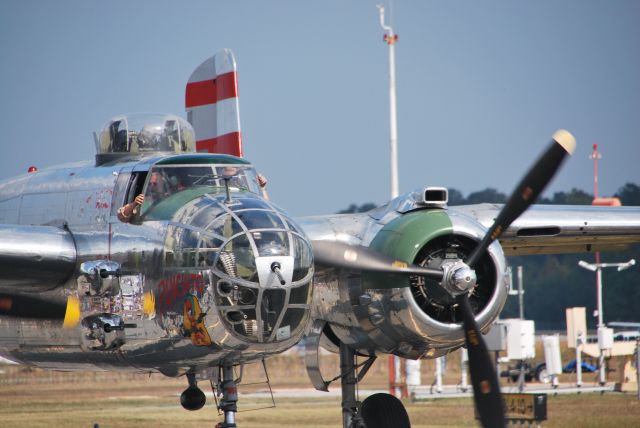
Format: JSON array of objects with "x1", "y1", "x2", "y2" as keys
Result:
[{"x1": 220, "y1": 382, "x2": 617, "y2": 400}]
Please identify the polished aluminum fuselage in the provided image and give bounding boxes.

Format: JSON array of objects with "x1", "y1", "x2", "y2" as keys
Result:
[{"x1": 0, "y1": 156, "x2": 310, "y2": 375}]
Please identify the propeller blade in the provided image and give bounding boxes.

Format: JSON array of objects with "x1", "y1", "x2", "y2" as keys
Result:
[
  {"x1": 311, "y1": 240, "x2": 444, "y2": 281},
  {"x1": 466, "y1": 129, "x2": 575, "y2": 268},
  {"x1": 457, "y1": 294, "x2": 505, "y2": 428}
]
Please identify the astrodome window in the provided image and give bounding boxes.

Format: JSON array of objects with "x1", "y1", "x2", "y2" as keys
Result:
[{"x1": 97, "y1": 114, "x2": 195, "y2": 155}]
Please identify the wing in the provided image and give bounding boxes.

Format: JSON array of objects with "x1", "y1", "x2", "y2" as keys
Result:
[{"x1": 451, "y1": 203, "x2": 640, "y2": 255}]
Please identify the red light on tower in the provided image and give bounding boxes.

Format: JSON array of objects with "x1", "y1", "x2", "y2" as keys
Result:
[{"x1": 27, "y1": 166, "x2": 38, "y2": 173}]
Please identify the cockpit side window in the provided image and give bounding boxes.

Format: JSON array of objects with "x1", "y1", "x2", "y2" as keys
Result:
[
  {"x1": 127, "y1": 172, "x2": 147, "y2": 204},
  {"x1": 215, "y1": 166, "x2": 260, "y2": 194},
  {"x1": 110, "y1": 171, "x2": 147, "y2": 218}
]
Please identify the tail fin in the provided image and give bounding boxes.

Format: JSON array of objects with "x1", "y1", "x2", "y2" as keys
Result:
[{"x1": 185, "y1": 49, "x2": 242, "y2": 156}]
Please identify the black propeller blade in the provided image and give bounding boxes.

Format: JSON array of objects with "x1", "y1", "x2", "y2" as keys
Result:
[
  {"x1": 459, "y1": 129, "x2": 575, "y2": 428},
  {"x1": 457, "y1": 293, "x2": 505, "y2": 427},
  {"x1": 311, "y1": 240, "x2": 444, "y2": 281}
]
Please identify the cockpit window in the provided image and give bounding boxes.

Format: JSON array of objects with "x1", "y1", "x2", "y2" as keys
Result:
[
  {"x1": 215, "y1": 166, "x2": 259, "y2": 192},
  {"x1": 140, "y1": 164, "x2": 262, "y2": 220}
]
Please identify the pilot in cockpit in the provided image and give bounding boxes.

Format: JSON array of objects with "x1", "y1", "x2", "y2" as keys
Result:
[
  {"x1": 117, "y1": 194, "x2": 144, "y2": 222},
  {"x1": 117, "y1": 171, "x2": 167, "y2": 222}
]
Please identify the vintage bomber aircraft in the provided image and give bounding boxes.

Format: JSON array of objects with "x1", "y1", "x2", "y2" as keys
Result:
[{"x1": 1, "y1": 50, "x2": 639, "y2": 428}]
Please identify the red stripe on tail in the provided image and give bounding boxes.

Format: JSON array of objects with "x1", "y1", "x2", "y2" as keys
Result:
[
  {"x1": 196, "y1": 132, "x2": 243, "y2": 157},
  {"x1": 185, "y1": 72, "x2": 238, "y2": 108}
]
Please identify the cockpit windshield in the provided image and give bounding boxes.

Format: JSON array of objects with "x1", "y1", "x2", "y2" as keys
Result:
[{"x1": 140, "y1": 163, "x2": 262, "y2": 220}]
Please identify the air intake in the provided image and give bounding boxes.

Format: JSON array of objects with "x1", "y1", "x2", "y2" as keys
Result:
[{"x1": 420, "y1": 187, "x2": 448, "y2": 207}]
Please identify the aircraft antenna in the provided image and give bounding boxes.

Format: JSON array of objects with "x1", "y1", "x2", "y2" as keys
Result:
[{"x1": 377, "y1": 4, "x2": 399, "y2": 199}]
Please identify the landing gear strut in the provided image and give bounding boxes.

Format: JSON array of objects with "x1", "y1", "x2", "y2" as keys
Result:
[
  {"x1": 215, "y1": 365, "x2": 239, "y2": 428},
  {"x1": 337, "y1": 342, "x2": 411, "y2": 428},
  {"x1": 339, "y1": 342, "x2": 364, "y2": 428}
]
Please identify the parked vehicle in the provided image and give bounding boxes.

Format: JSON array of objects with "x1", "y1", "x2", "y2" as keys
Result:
[
  {"x1": 613, "y1": 330, "x2": 640, "y2": 342},
  {"x1": 500, "y1": 361, "x2": 547, "y2": 383},
  {"x1": 501, "y1": 359, "x2": 597, "y2": 383}
]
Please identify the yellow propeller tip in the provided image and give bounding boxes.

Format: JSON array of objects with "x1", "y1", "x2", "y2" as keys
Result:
[
  {"x1": 63, "y1": 295, "x2": 80, "y2": 328},
  {"x1": 552, "y1": 129, "x2": 576, "y2": 155},
  {"x1": 143, "y1": 291, "x2": 156, "y2": 316}
]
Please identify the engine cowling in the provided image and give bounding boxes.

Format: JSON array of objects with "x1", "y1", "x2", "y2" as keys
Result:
[{"x1": 310, "y1": 208, "x2": 509, "y2": 359}]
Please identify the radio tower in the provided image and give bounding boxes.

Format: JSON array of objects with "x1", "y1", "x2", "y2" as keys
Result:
[
  {"x1": 590, "y1": 143, "x2": 602, "y2": 292},
  {"x1": 378, "y1": 4, "x2": 407, "y2": 399},
  {"x1": 591, "y1": 143, "x2": 602, "y2": 263},
  {"x1": 378, "y1": 4, "x2": 399, "y2": 199},
  {"x1": 591, "y1": 144, "x2": 601, "y2": 199}
]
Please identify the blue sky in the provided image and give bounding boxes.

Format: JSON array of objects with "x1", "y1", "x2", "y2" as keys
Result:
[{"x1": 1, "y1": 0, "x2": 638, "y2": 216}]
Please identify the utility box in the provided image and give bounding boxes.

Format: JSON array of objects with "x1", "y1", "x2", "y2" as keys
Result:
[
  {"x1": 501, "y1": 319, "x2": 536, "y2": 360},
  {"x1": 566, "y1": 307, "x2": 587, "y2": 348},
  {"x1": 485, "y1": 322, "x2": 507, "y2": 352},
  {"x1": 598, "y1": 327, "x2": 614, "y2": 350},
  {"x1": 405, "y1": 359, "x2": 421, "y2": 386},
  {"x1": 542, "y1": 335, "x2": 563, "y2": 375}
]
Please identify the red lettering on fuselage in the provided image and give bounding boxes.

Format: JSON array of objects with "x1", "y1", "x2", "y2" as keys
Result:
[{"x1": 157, "y1": 272, "x2": 206, "y2": 310}]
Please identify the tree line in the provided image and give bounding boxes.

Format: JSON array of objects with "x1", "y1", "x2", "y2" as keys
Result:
[{"x1": 338, "y1": 182, "x2": 640, "y2": 330}]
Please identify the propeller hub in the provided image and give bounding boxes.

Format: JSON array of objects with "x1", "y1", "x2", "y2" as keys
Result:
[{"x1": 441, "y1": 261, "x2": 477, "y2": 297}]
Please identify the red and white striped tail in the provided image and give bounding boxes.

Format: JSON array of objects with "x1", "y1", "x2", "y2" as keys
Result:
[{"x1": 185, "y1": 49, "x2": 242, "y2": 156}]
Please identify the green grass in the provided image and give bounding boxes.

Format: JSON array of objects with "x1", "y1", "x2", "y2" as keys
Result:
[
  {"x1": 1, "y1": 351, "x2": 639, "y2": 427},
  {"x1": 1, "y1": 380, "x2": 639, "y2": 428}
]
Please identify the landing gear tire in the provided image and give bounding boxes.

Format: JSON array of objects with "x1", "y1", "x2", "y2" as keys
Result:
[{"x1": 360, "y1": 393, "x2": 410, "y2": 428}]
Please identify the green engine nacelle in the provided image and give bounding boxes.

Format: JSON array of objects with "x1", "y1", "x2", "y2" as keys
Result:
[{"x1": 363, "y1": 209, "x2": 453, "y2": 289}]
